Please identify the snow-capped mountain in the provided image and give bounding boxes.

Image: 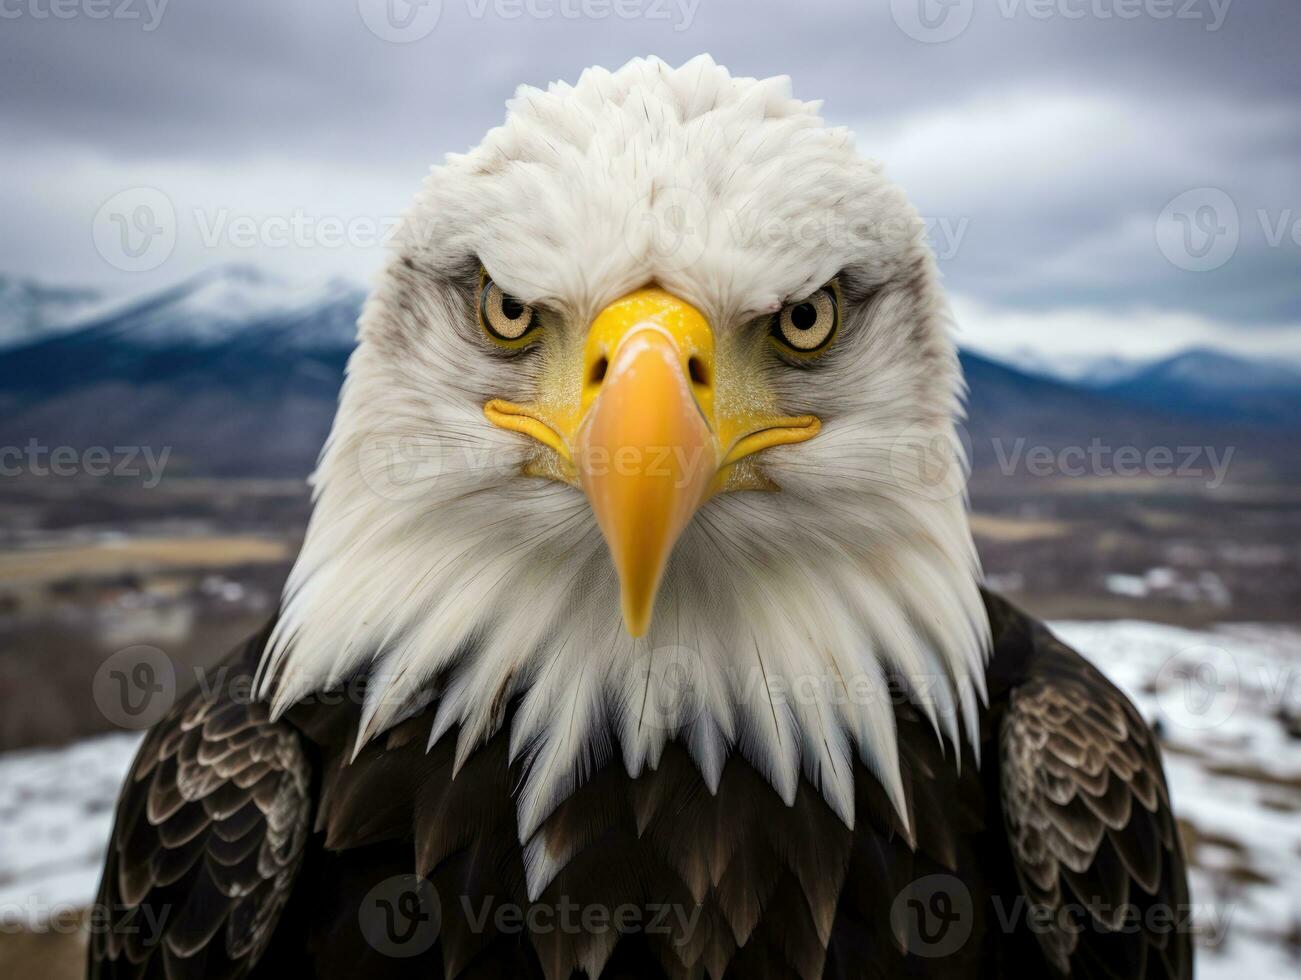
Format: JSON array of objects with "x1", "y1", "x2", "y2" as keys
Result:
[
  {"x1": 1108, "y1": 347, "x2": 1301, "y2": 391},
  {"x1": 985, "y1": 346, "x2": 1301, "y2": 427},
  {"x1": 80, "y1": 264, "x2": 367, "y2": 350},
  {"x1": 0, "y1": 266, "x2": 367, "y2": 477},
  {"x1": 993, "y1": 348, "x2": 1146, "y2": 386},
  {"x1": 0, "y1": 275, "x2": 107, "y2": 349},
  {"x1": 1096, "y1": 348, "x2": 1301, "y2": 426},
  {"x1": 996, "y1": 346, "x2": 1301, "y2": 392}
]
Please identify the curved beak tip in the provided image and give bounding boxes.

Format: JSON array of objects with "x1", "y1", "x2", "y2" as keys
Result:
[{"x1": 622, "y1": 599, "x2": 653, "y2": 638}]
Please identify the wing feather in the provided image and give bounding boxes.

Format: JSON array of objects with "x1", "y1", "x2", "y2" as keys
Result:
[
  {"x1": 89, "y1": 652, "x2": 311, "y2": 980},
  {"x1": 1000, "y1": 626, "x2": 1191, "y2": 978}
]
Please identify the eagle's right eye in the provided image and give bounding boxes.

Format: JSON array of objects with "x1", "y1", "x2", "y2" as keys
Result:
[
  {"x1": 771, "y1": 282, "x2": 839, "y2": 358},
  {"x1": 479, "y1": 277, "x2": 538, "y2": 346}
]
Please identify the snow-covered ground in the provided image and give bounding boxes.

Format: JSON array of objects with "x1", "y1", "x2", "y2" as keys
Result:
[
  {"x1": 0, "y1": 732, "x2": 142, "y2": 925},
  {"x1": 0, "y1": 620, "x2": 1297, "y2": 976},
  {"x1": 1052, "y1": 621, "x2": 1301, "y2": 979}
]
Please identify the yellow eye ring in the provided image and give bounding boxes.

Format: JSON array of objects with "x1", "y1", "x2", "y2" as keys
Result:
[
  {"x1": 479, "y1": 274, "x2": 539, "y2": 347},
  {"x1": 771, "y1": 281, "x2": 840, "y2": 359}
]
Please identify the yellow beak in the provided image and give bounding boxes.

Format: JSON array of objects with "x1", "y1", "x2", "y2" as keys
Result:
[
  {"x1": 485, "y1": 287, "x2": 819, "y2": 637},
  {"x1": 575, "y1": 319, "x2": 715, "y2": 635}
]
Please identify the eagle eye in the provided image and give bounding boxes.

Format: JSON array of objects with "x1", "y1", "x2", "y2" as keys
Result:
[
  {"x1": 479, "y1": 277, "x2": 537, "y2": 345},
  {"x1": 772, "y1": 283, "x2": 839, "y2": 357}
]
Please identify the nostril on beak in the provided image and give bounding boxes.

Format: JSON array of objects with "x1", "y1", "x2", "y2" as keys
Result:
[
  {"x1": 589, "y1": 356, "x2": 609, "y2": 386},
  {"x1": 688, "y1": 356, "x2": 710, "y2": 387}
]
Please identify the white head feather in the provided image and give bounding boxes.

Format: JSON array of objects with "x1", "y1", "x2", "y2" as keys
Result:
[{"x1": 259, "y1": 56, "x2": 988, "y2": 883}]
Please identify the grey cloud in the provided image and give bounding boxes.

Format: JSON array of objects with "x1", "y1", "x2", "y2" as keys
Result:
[{"x1": 0, "y1": 0, "x2": 1297, "y2": 342}]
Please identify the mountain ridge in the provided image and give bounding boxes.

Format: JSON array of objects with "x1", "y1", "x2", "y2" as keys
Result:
[{"x1": 2, "y1": 267, "x2": 1297, "y2": 479}]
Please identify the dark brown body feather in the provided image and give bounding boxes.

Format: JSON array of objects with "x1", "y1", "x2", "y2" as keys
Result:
[{"x1": 89, "y1": 591, "x2": 1192, "y2": 979}]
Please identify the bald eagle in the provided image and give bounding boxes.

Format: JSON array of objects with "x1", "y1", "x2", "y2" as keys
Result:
[{"x1": 90, "y1": 57, "x2": 1191, "y2": 980}]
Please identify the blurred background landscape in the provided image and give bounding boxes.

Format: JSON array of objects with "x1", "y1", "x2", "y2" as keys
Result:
[
  {"x1": 1, "y1": 0, "x2": 1298, "y2": 977},
  {"x1": 3, "y1": 263, "x2": 1298, "y2": 748}
]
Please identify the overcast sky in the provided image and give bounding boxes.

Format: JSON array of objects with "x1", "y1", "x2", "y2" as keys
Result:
[{"x1": 2, "y1": 0, "x2": 1298, "y2": 361}]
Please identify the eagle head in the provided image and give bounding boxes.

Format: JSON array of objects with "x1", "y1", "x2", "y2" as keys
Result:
[{"x1": 261, "y1": 56, "x2": 988, "y2": 836}]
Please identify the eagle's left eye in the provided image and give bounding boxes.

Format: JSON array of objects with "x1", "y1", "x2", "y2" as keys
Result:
[
  {"x1": 480, "y1": 278, "x2": 537, "y2": 345},
  {"x1": 772, "y1": 284, "x2": 839, "y2": 356}
]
